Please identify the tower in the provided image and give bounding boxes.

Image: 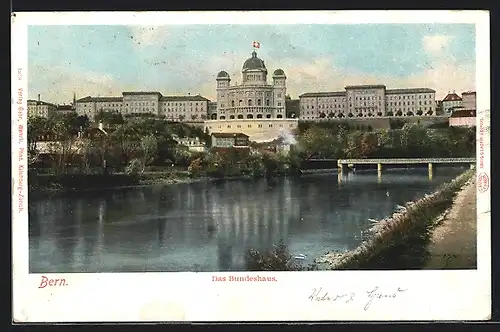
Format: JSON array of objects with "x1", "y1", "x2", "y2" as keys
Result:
[
  {"x1": 216, "y1": 71, "x2": 231, "y2": 120},
  {"x1": 272, "y1": 69, "x2": 287, "y2": 118}
]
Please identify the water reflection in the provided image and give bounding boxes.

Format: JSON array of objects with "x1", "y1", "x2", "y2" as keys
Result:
[{"x1": 29, "y1": 167, "x2": 467, "y2": 272}]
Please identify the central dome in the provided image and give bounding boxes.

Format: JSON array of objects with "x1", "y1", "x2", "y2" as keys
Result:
[{"x1": 242, "y1": 51, "x2": 267, "y2": 71}]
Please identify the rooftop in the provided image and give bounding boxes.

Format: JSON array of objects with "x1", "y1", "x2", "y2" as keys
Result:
[
  {"x1": 211, "y1": 132, "x2": 249, "y2": 138},
  {"x1": 442, "y1": 92, "x2": 462, "y2": 102},
  {"x1": 27, "y1": 99, "x2": 58, "y2": 107},
  {"x1": 345, "y1": 85, "x2": 386, "y2": 90},
  {"x1": 57, "y1": 105, "x2": 75, "y2": 111},
  {"x1": 299, "y1": 91, "x2": 345, "y2": 98},
  {"x1": 450, "y1": 109, "x2": 476, "y2": 118},
  {"x1": 76, "y1": 96, "x2": 123, "y2": 103},
  {"x1": 386, "y1": 88, "x2": 436, "y2": 94},
  {"x1": 160, "y1": 95, "x2": 210, "y2": 102},
  {"x1": 76, "y1": 93, "x2": 211, "y2": 103},
  {"x1": 122, "y1": 91, "x2": 162, "y2": 96}
]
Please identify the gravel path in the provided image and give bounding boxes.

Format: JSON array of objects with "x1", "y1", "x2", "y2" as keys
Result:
[{"x1": 424, "y1": 176, "x2": 477, "y2": 269}]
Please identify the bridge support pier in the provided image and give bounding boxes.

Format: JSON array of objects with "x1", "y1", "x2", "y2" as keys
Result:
[
  {"x1": 428, "y1": 163, "x2": 434, "y2": 180},
  {"x1": 377, "y1": 163, "x2": 383, "y2": 172},
  {"x1": 339, "y1": 163, "x2": 348, "y2": 174}
]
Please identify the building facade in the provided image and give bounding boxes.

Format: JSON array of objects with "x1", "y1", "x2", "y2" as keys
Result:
[
  {"x1": 56, "y1": 104, "x2": 76, "y2": 116},
  {"x1": 299, "y1": 85, "x2": 436, "y2": 121},
  {"x1": 449, "y1": 110, "x2": 476, "y2": 127},
  {"x1": 214, "y1": 51, "x2": 287, "y2": 120},
  {"x1": 211, "y1": 133, "x2": 250, "y2": 148},
  {"x1": 172, "y1": 135, "x2": 207, "y2": 152},
  {"x1": 461, "y1": 91, "x2": 476, "y2": 111},
  {"x1": 441, "y1": 92, "x2": 463, "y2": 115},
  {"x1": 75, "y1": 92, "x2": 210, "y2": 122},
  {"x1": 27, "y1": 95, "x2": 58, "y2": 119},
  {"x1": 204, "y1": 119, "x2": 299, "y2": 143}
]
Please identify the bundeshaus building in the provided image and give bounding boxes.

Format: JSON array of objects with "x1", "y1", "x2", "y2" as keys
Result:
[
  {"x1": 204, "y1": 47, "x2": 299, "y2": 142},
  {"x1": 212, "y1": 50, "x2": 287, "y2": 121}
]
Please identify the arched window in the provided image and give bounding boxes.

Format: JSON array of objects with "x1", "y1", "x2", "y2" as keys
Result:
[
  {"x1": 237, "y1": 114, "x2": 244, "y2": 119},
  {"x1": 231, "y1": 101, "x2": 235, "y2": 107},
  {"x1": 277, "y1": 114, "x2": 283, "y2": 118},
  {"x1": 257, "y1": 114, "x2": 263, "y2": 118},
  {"x1": 247, "y1": 114, "x2": 253, "y2": 119},
  {"x1": 257, "y1": 99, "x2": 262, "y2": 106},
  {"x1": 266, "y1": 99, "x2": 270, "y2": 106},
  {"x1": 211, "y1": 113, "x2": 217, "y2": 120},
  {"x1": 239, "y1": 100, "x2": 243, "y2": 106},
  {"x1": 220, "y1": 116, "x2": 226, "y2": 120},
  {"x1": 230, "y1": 115, "x2": 235, "y2": 119},
  {"x1": 266, "y1": 114, "x2": 271, "y2": 118},
  {"x1": 248, "y1": 99, "x2": 252, "y2": 106}
]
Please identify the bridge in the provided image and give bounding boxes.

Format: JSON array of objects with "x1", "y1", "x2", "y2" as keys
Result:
[{"x1": 336, "y1": 157, "x2": 476, "y2": 176}]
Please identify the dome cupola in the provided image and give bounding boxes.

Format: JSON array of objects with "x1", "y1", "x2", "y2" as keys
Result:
[
  {"x1": 273, "y1": 68, "x2": 286, "y2": 77},
  {"x1": 217, "y1": 71, "x2": 230, "y2": 79},
  {"x1": 242, "y1": 51, "x2": 267, "y2": 72}
]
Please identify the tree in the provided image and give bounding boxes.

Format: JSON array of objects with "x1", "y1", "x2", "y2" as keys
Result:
[
  {"x1": 360, "y1": 132, "x2": 378, "y2": 158},
  {"x1": 27, "y1": 116, "x2": 48, "y2": 152},
  {"x1": 75, "y1": 115, "x2": 90, "y2": 131},
  {"x1": 299, "y1": 127, "x2": 338, "y2": 159},
  {"x1": 343, "y1": 131, "x2": 364, "y2": 158},
  {"x1": 94, "y1": 110, "x2": 124, "y2": 126},
  {"x1": 140, "y1": 135, "x2": 159, "y2": 171},
  {"x1": 109, "y1": 123, "x2": 141, "y2": 167},
  {"x1": 44, "y1": 113, "x2": 80, "y2": 175},
  {"x1": 188, "y1": 158, "x2": 203, "y2": 177}
]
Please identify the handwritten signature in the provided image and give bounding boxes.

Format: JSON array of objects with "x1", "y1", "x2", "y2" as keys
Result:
[{"x1": 308, "y1": 286, "x2": 407, "y2": 311}]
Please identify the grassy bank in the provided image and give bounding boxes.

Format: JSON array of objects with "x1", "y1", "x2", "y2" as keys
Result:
[{"x1": 314, "y1": 169, "x2": 474, "y2": 270}]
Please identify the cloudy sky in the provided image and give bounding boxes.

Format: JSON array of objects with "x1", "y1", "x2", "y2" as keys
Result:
[{"x1": 27, "y1": 24, "x2": 476, "y2": 104}]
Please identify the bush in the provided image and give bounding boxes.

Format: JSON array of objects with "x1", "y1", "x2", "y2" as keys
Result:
[
  {"x1": 125, "y1": 158, "x2": 144, "y2": 175},
  {"x1": 245, "y1": 239, "x2": 304, "y2": 271},
  {"x1": 188, "y1": 158, "x2": 203, "y2": 178}
]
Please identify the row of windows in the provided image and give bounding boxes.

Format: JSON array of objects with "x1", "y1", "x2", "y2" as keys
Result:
[
  {"x1": 221, "y1": 92, "x2": 274, "y2": 98},
  {"x1": 218, "y1": 114, "x2": 281, "y2": 120},
  {"x1": 162, "y1": 108, "x2": 204, "y2": 112},
  {"x1": 80, "y1": 102, "x2": 205, "y2": 107},
  {"x1": 300, "y1": 110, "x2": 436, "y2": 119},
  {"x1": 352, "y1": 96, "x2": 381, "y2": 101},
  {"x1": 304, "y1": 107, "x2": 432, "y2": 115},
  {"x1": 304, "y1": 99, "x2": 433, "y2": 109},
  {"x1": 208, "y1": 122, "x2": 294, "y2": 130}
]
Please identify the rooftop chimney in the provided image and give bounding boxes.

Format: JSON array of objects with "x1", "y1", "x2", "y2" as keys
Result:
[{"x1": 38, "y1": 94, "x2": 40, "y2": 102}]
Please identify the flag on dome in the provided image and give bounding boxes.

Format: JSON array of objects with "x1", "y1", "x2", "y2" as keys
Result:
[{"x1": 252, "y1": 41, "x2": 260, "y2": 49}]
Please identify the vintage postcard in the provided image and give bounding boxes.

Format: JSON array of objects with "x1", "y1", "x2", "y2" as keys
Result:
[{"x1": 11, "y1": 11, "x2": 491, "y2": 322}]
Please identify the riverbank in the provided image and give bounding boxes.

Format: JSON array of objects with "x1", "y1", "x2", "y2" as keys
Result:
[
  {"x1": 27, "y1": 171, "x2": 283, "y2": 199},
  {"x1": 423, "y1": 176, "x2": 477, "y2": 269},
  {"x1": 314, "y1": 169, "x2": 474, "y2": 270}
]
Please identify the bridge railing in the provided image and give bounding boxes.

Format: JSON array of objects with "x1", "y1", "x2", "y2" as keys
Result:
[{"x1": 337, "y1": 158, "x2": 476, "y2": 165}]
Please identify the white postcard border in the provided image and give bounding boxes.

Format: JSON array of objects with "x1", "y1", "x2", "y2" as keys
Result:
[{"x1": 11, "y1": 11, "x2": 491, "y2": 322}]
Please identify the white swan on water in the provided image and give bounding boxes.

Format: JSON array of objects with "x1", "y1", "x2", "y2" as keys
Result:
[{"x1": 294, "y1": 254, "x2": 307, "y2": 260}]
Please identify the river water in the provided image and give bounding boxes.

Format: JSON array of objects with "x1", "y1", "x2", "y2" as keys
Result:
[{"x1": 29, "y1": 167, "x2": 466, "y2": 273}]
